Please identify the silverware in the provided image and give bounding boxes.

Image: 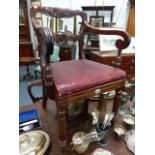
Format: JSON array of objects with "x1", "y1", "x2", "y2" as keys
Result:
[
  {"x1": 101, "y1": 111, "x2": 114, "y2": 130},
  {"x1": 19, "y1": 119, "x2": 38, "y2": 128},
  {"x1": 101, "y1": 111, "x2": 111, "y2": 129},
  {"x1": 104, "y1": 112, "x2": 114, "y2": 128},
  {"x1": 82, "y1": 129, "x2": 100, "y2": 143},
  {"x1": 19, "y1": 124, "x2": 34, "y2": 132}
]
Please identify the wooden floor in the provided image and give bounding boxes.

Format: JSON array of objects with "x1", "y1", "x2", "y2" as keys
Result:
[{"x1": 20, "y1": 99, "x2": 133, "y2": 155}]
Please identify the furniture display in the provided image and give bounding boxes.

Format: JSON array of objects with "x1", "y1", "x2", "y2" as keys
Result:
[
  {"x1": 19, "y1": 0, "x2": 35, "y2": 80},
  {"x1": 90, "y1": 51, "x2": 135, "y2": 81},
  {"x1": 30, "y1": 5, "x2": 130, "y2": 147},
  {"x1": 20, "y1": 101, "x2": 133, "y2": 155}
]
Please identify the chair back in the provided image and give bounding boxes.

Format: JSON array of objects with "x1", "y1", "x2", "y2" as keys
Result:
[
  {"x1": 31, "y1": 5, "x2": 87, "y2": 61},
  {"x1": 31, "y1": 5, "x2": 131, "y2": 63}
]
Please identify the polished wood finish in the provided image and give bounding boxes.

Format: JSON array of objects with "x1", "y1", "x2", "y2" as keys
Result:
[
  {"x1": 126, "y1": 0, "x2": 135, "y2": 36},
  {"x1": 90, "y1": 51, "x2": 135, "y2": 81},
  {"x1": 20, "y1": 101, "x2": 133, "y2": 155},
  {"x1": 30, "y1": 6, "x2": 131, "y2": 147},
  {"x1": 19, "y1": 42, "x2": 33, "y2": 57},
  {"x1": 19, "y1": 56, "x2": 35, "y2": 65},
  {"x1": 126, "y1": 7, "x2": 135, "y2": 37}
]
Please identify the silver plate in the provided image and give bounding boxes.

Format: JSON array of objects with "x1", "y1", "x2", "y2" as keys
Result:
[
  {"x1": 91, "y1": 148, "x2": 114, "y2": 155},
  {"x1": 122, "y1": 114, "x2": 135, "y2": 125},
  {"x1": 124, "y1": 130, "x2": 135, "y2": 154}
]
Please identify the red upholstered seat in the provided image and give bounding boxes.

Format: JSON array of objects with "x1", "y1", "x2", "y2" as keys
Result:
[{"x1": 50, "y1": 59, "x2": 126, "y2": 97}]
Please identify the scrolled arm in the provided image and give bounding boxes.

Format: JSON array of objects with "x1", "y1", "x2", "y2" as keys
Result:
[
  {"x1": 83, "y1": 21, "x2": 131, "y2": 67},
  {"x1": 83, "y1": 21, "x2": 131, "y2": 54}
]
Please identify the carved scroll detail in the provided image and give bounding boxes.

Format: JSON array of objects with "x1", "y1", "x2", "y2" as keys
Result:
[
  {"x1": 36, "y1": 27, "x2": 54, "y2": 87},
  {"x1": 83, "y1": 20, "x2": 131, "y2": 52},
  {"x1": 83, "y1": 20, "x2": 131, "y2": 67},
  {"x1": 31, "y1": 5, "x2": 87, "y2": 21}
]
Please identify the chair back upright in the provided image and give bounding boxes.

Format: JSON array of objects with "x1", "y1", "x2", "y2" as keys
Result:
[{"x1": 31, "y1": 5, "x2": 87, "y2": 62}]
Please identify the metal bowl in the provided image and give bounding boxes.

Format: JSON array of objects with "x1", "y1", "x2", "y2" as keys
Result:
[
  {"x1": 122, "y1": 114, "x2": 135, "y2": 126},
  {"x1": 19, "y1": 130, "x2": 50, "y2": 155},
  {"x1": 114, "y1": 125, "x2": 126, "y2": 137}
]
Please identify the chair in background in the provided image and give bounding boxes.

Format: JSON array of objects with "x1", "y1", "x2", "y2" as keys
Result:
[{"x1": 30, "y1": 5, "x2": 130, "y2": 147}]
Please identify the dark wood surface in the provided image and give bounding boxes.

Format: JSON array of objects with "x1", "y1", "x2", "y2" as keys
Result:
[
  {"x1": 20, "y1": 101, "x2": 133, "y2": 155},
  {"x1": 60, "y1": 48, "x2": 72, "y2": 61},
  {"x1": 126, "y1": 6, "x2": 135, "y2": 37},
  {"x1": 90, "y1": 51, "x2": 135, "y2": 81},
  {"x1": 19, "y1": 56, "x2": 35, "y2": 65},
  {"x1": 19, "y1": 42, "x2": 33, "y2": 58}
]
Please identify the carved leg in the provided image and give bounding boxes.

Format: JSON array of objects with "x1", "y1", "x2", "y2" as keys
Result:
[{"x1": 58, "y1": 110, "x2": 67, "y2": 147}]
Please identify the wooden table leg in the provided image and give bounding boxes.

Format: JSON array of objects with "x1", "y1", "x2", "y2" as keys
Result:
[{"x1": 58, "y1": 110, "x2": 67, "y2": 147}]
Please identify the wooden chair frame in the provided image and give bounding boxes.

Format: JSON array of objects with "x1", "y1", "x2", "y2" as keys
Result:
[{"x1": 30, "y1": 5, "x2": 130, "y2": 147}]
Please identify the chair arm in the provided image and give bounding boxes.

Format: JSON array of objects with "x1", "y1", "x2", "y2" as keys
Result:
[
  {"x1": 83, "y1": 21, "x2": 131, "y2": 52},
  {"x1": 27, "y1": 79, "x2": 42, "y2": 103}
]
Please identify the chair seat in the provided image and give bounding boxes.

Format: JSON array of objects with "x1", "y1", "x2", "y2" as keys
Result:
[{"x1": 50, "y1": 59, "x2": 126, "y2": 97}]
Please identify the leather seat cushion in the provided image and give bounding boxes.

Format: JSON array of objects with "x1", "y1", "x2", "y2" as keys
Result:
[{"x1": 50, "y1": 59, "x2": 126, "y2": 97}]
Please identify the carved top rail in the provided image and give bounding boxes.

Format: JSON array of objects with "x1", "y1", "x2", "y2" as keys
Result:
[{"x1": 31, "y1": 5, "x2": 87, "y2": 29}]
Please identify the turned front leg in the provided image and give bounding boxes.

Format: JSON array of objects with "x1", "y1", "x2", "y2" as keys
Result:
[{"x1": 58, "y1": 110, "x2": 67, "y2": 147}]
